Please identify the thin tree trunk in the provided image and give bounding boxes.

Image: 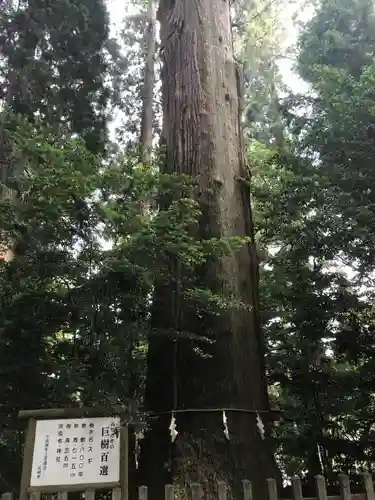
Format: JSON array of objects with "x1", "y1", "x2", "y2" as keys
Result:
[
  {"x1": 140, "y1": 0, "x2": 156, "y2": 163},
  {"x1": 129, "y1": 1, "x2": 157, "y2": 486},
  {"x1": 139, "y1": 0, "x2": 278, "y2": 498},
  {"x1": 0, "y1": 70, "x2": 17, "y2": 263}
]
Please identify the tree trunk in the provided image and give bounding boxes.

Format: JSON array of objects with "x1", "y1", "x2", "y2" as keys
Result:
[
  {"x1": 139, "y1": 0, "x2": 156, "y2": 163},
  {"x1": 0, "y1": 70, "x2": 17, "y2": 263},
  {"x1": 139, "y1": 0, "x2": 278, "y2": 497}
]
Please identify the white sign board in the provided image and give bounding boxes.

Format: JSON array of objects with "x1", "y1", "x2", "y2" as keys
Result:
[{"x1": 30, "y1": 417, "x2": 121, "y2": 487}]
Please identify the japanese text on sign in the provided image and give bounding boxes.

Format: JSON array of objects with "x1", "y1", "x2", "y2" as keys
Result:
[{"x1": 30, "y1": 417, "x2": 120, "y2": 487}]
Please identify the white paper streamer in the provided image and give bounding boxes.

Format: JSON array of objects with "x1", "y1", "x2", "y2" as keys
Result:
[
  {"x1": 169, "y1": 413, "x2": 178, "y2": 442},
  {"x1": 134, "y1": 430, "x2": 144, "y2": 469},
  {"x1": 223, "y1": 410, "x2": 230, "y2": 440},
  {"x1": 256, "y1": 412, "x2": 265, "y2": 440}
]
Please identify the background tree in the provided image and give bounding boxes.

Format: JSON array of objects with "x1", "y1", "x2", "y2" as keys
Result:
[
  {"x1": 249, "y1": 0, "x2": 375, "y2": 483},
  {"x1": 0, "y1": 0, "x2": 111, "y2": 152}
]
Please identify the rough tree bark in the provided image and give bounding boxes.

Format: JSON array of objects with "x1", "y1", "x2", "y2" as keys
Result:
[{"x1": 139, "y1": 0, "x2": 278, "y2": 498}]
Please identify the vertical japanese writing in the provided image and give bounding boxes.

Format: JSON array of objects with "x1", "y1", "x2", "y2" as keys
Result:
[
  {"x1": 78, "y1": 420, "x2": 87, "y2": 477},
  {"x1": 43, "y1": 434, "x2": 50, "y2": 472},
  {"x1": 32, "y1": 417, "x2": 120, "y2": 486},
  {"x1": 87, "y1": 422, "x2": 94, "y2": 471},
  {"x1": 56, "y1": 422, "x2": 64, "y2": 470},
  {"x1": 56, "y1": 423, "x2": 63, "y2": 466},
  {"x1": 63, "y1": 432, "x2": 70, "y2": 469},
  {"x1": 99, "y1": 426, "x2": 110, "y2": 476}
]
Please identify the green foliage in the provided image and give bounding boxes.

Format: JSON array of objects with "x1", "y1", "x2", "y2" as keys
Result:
[
  {"x1": 0, "y1": 0, "x2": 111, "y2": 152},
  {"x1": 248, "y1": 0, "x2": 375, "y2": 481},
  {"x1": 298, "y1": 0, "x2": 375, "y2": 82},
  {"x1": 233, "y1": 0, "x2": 287, "y2": 145},
  {"x1": 0, "y1": 115, "x2": 251, "y2": 489}
]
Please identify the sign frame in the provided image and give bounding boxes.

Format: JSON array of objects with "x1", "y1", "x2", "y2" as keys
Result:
[{"x1": 18, "y1": 407, "x2": 130, "y2": 500}]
